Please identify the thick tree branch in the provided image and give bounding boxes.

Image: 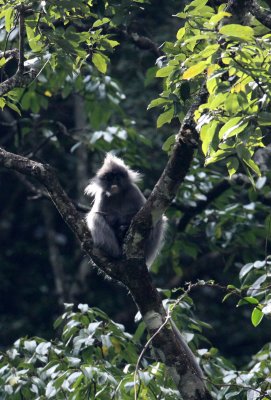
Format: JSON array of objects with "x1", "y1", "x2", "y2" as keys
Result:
[
  {"x1": 0, "y1": 49, "x2": 19, "y2": 60},
  {"x1": 125, "y1": 84, "x2": 208, "y2": 260},
  {"x1": 247, "y1": 0, "x2": 271, "y2": 29},
  {"x1": 0, "y1": 146, "x2": 212, "y2": 400},
  {"x1": 0, "y1": 7, "x2": 37, "y2": 96},
  {"x1": 0, "y1": 71, "x2": 37, "y2": 96}
]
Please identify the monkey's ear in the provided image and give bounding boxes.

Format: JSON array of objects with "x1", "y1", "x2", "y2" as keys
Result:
[{"x1": 84, "y1": 180, "x2": 100, "y2": 197}]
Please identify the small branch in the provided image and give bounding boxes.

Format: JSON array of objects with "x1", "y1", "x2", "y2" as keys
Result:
[
  {"x1": 130, "y1": 32, "x2": 163, "y2": 57},
  {"x1": 0, "y1": 49, "x2": 19, "y2": 60},
  {"x1": 17, "y1": 6, "x2": 25, "y2": 74},
  {"x1": 15, "y1": 171, "x2": 90, "y2": 213},
  {"x1": 25, "y1": 132, "x2": 56, "y2": 158}
]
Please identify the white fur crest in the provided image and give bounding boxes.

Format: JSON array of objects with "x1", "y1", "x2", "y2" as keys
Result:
[
  {"x1": 84, "y1": 153, "x2": 142, "y2": 197},
  {"x1": 103, "y1": 153, "x2": 142, "y2": 183}
]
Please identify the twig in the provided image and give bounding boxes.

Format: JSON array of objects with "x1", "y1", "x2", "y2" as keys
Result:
[
  {"x1": 17, "y1": 6, "x2": 25, "y2": 74},
  {"x1": 15, "y1": 171, "x2": 90, "y2": 213}
]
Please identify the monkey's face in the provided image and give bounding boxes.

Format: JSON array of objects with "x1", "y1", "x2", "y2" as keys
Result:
[{"x1": 99, "y1": 170, "x2": 129, "y2": 196}]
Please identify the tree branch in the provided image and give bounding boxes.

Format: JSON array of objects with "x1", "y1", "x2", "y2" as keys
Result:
[
  {"x1": 0, "y1": 71, "x2": 37, "y2": 97},
  {"x1": 125, "y1": 84, "x2": 208, "y2": 260},
  {"x1": 247, "y1": 0, "x2": 271, "y2": 29},
  {"x1": 17, "y1": 6, "x2": 25, "y2": 74},
  {"x1": 15, "y1": 172, "x2": 90, "y2": 212},
  {"x1": 0, "y1": 49, "x2": 19, "y2": 60},
  {"x1": 0, "y1": 146, "x2": 212, "y2": 400}
]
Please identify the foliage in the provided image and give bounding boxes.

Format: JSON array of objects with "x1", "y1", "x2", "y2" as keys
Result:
[
  {"x1": 0, "y1": 305, "x2": 180, "y2": 400},
  {"x1": 1, "y1": 0, "x2": 271, "y2": 399},
  {"x1": 1, "y1": 303, "x2": 271, "y2": 400},
  {"x1": 153, "y1": 0, "x2": 271, "y2": 180}
]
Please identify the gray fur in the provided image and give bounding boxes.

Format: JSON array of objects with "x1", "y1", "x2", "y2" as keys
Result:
[{"x1": 85, "y1": 154, "x2": 166, "y2": 266}]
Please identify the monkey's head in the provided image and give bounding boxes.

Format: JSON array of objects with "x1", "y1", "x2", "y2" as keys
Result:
[{"x1": 85, "y1": 154, "x2": 141, "y2": 197}]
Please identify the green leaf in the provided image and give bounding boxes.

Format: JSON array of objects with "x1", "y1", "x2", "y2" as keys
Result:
[
  {"x1": 244, "y1": 158, "x2": 261, "y2": 176},
  {"x1": 244, "y1": 297, "x2": 259, "y2": 305},
  {"x1": 251, "y1": 307, "x2": 264, "y2": 327},
  {"x1": 239, "y1": 263, "x2": 254, "y2": 279},
  {"x1": 6, "y1": 102, "x2": 21, "y2": 115},
  {"x1": 205, "y1": 149, "x2": 231, "y2": 165},
  {"x1": 0, "y1": 57, "x2": 6, "y2": 67},
  {"x1": 93, "y1": 18, "x2": 110, "y2": 27},
  {"x1": 258, "y1": 112, "x2": 271, "y2": 126},
  {"x1": 226, "y1": 157, "x2": 239, "y2": 177},
  {"x1": 183, "y1": 61, "x2": 206, "y2": 80},
  {"x1": 186, "y1": 0, "x2": 208, "y2": 8},
  {"x1": 236, "y1": 143, "x2": 251, "y2": 160},
  {"x1": 175, "y1": 12, "x2": 186, "y2": 19},
  {"x1": 208, "y1": 11, "x2": 231, "y2": 27},
  {"x1": 224, "y1": 94, "x2": 240, "y2": 114},
  {"x1": 0, "y1": 97, "x2": 6, "y2": 109},
  {"x1": 92, "y1": 53, "x2": 107, "y2": 73},
  {"x1": 5, "y1": 8, "x2": 13, "y2": 32},
  {"x1": 162, "y1": 134, "x2": 176, "y2": 152},
  {"x1": 219, "y1": 24, "x2": 254, "y2": 41},
  {"x1": 26, "y1": 26, "x2": 43, "y2": 52},
  {"x1": 156, "y1": 66, "x2": 175, "y2": 78},
  {"x1": 176, "y1": 27, "x2": 185, "y2": 40},
  {"x1": 147, "y1": 97, "x2": 171, "y2": 110},
  {"x1": 157, "y1": 108, "x2": 174, "y2": 128},
  {"x1": 218, "y1": 117, "x2": 248, "y2": 140},
  {"x1": 200, "y1": 120, "x2": 219, "y2": 156},
  {"x1": 200, "y1": 44, "x2": 219, "y2": 58}
]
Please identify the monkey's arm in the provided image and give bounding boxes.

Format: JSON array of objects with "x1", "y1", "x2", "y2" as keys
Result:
[{"x1": 86, "y1": 211, "x2": 121, "y2": 258}]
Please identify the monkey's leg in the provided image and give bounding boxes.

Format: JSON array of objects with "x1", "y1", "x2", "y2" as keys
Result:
[{"x1": 86, "y1": 212, "x2": 122, "y2": 258}]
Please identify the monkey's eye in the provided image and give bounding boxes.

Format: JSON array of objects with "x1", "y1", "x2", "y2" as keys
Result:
[{"x1": 100, "y1": 173, "x2": 114, "y2": 182}]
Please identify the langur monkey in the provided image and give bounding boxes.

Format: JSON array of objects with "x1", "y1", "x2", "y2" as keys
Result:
[
  {"x1": 85, "y1": 154, "x2": 166, "y2": 266},
  {"x1": 85, "y1": 154, "x2": 203, "y2": 377}
]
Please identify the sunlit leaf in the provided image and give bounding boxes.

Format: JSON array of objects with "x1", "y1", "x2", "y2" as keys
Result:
[
  {"x1": 176, "y1": 27, "x2": 186, "y2": 40},
  {"x1": 219, "y1": 24, "x2": 254, "y2": 40},
  {"x1": 157, "y1": 108, "x2": 174, "y2": 128},
  {"x1": 218, "y1": 117, "x2": 248, "y2": 140},
  {"x1": 251, "y1": 307, "x2": 264, "y2": 327},
  {"x1": 156, "y1": 66, "x2": 175, "y2": 78},
  {"x1": 92, "y1": 53, "x2": 107, "y2": 73},
  {"x1": 183, "y1": 62, "x2": 206, "y2": 80}
]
